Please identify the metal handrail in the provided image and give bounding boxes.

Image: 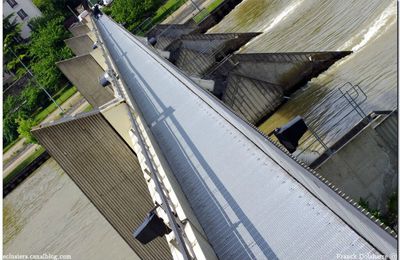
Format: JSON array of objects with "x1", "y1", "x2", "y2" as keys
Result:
[{"x1": 296, "y1": 82, "x2": 368, "y2": 157}]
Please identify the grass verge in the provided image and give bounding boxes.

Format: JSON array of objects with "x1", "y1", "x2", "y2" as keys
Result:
[
  {"x1": 3, "y1": 137, "x2": 22, "y2": 154},
  {"x1": 134, "y1": 0, "x2": 187, "y2": 35},
  {"x1": 193, "y1": 0, "x2": 224, "y2": 23},
  {"x1": 83, "y1": 104, "x2": 93, "y2": 113},
  {"x1": 3, "y1": 86, "x2": 77, "y2": 155},
  {"x1": 33, "y1": 86, "x2": 77, "y2": 124},
  {"x1": 3, "y1": 146, "x2": 45, "y2": 184}
]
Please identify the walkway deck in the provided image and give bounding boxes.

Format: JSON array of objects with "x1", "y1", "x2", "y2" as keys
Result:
[{"x1": 95, "y1": 15, "x2": 396, "y2": 259}]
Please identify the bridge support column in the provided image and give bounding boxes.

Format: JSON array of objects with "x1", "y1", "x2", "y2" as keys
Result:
[{"x1": 56, "y1": 54, "x2": 114, "y2": 107}]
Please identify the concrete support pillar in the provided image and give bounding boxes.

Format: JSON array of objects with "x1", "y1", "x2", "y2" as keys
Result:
[
  {"x1": 32, "y1": 109, "x2": 173, "y2": 259},
  {"x1": 56, "y1": 54, "x2": 114, "y2": 107},
  {"x1": 64, "y1": 34, "x2": 94, "y2": 56},
  {"x1": 69, "y1": 23, "x2": 91, "y2": 37}
]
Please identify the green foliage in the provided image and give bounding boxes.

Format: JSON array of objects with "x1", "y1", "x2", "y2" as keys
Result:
[
  {"x1": 385, "y1": 192, "x2": 398, "y2": 227},
  {"x1": 3, "y1": 8, "x2": 73, "y2": 147},
  {"x1": 29, "y1": 17, "x2": 73, "y2": 92},
  {"x1": 32, "y1": 86, "x2": 77, "y2": 123},
  {"x1": 3, "y1": 14, "x2": 29, "y2": 77},
  {"x1": 359, "y1": 198, "x2": 382, "y2": 220},
  {"x1": 109, "y1": 0, "x2": 164, "y2": 31},
  {"x1": 4, "y1": 146, "x2": 46, "y2": 186},
  {"x1": 3, "y1": 95, "x2": 21, "y2": 145},
  {"x1": 20, "y1": 82, "x2": 45, "y2": 113},
  {"x1": 359, "y1": 196, "x2": 398, "y2": 229},
  {"x1": 33, "y1": 0, "x2": 82, "y2": 18},
  {"x1": 16, "y1": 117, "x2": 37, "y2": 144}
]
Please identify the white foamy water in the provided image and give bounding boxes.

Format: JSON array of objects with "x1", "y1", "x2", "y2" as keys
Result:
[{"x1": 261, "y1": 0, "x2": 305, "y2": 33}]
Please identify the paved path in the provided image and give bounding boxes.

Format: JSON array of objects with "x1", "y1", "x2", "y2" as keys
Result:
[
  {"x1": 162, "y1": 0, "x2": 214, "y2": 24},
  {"x1": 3, "y1": 92, "x2": 89, "y2": 178}
]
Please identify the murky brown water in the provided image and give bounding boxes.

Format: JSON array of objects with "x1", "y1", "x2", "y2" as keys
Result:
[
  {"x1": 210, "y1": 0, "x2": 397, "y2": 153},
  {"x1": 3, "y1": 159, "x2": 139, "y2": 260}
]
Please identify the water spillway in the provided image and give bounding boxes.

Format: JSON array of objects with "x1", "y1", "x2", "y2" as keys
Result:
[
  {"x1": 209, "y1": 0, "x2": 397, "y2": 150},
  {"x1": 34, "y1": 14, "x2": 397, "y2": 259}
]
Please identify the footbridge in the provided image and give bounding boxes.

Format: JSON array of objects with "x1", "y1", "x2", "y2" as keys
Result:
[{"x1": 33, "y1": 14, "x2": 397, "y2": 260}]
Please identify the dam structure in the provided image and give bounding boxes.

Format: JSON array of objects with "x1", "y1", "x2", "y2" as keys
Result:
[{"x1": 32, "y1": 13, "x2": 397, "y2": 260}]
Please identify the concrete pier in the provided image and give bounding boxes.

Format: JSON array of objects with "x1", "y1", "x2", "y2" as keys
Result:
[
  {"x1": 312, "y1": 111, "x2": 398, "y2": 212},
  {"x1": 56, "y1": 54, "x2": 113, "y2": 107},
  {"x1": 209, "y1": 52, "x2": 352, "y2": 125},
  {"x1": 64, "y1": 34, "x2": 94, "y2": 56},
  {"x1": 68, "y1": 23, "x2": 91, "y2": 37},
  {"x1": 165, "y1": 33, "x2": 260, "y2": 76},
  {"x1": 32, "y1": 108, "x2": 173, "y2": 260}
]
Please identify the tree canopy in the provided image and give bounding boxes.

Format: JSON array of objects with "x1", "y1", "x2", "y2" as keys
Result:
[
  {"x1": 3, "y1": 2, "x2": 74, "y2": 146},
  {"x1": 108, "y1": 0, "x2": 163, "y2": 31},
  {"x1": 29, "y1": 17, "x2": 72, "y2": 92}
]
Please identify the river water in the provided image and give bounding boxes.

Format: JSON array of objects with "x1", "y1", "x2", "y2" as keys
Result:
[
  {"x1": 209, "y1": 0, "x2": 397, "y2": 153},
  {"x1": 3, "y1": 159, "x2": 139, "y2": 260},
  {"x1": 3, "y1": 0, "x2": 397, "y2": 258}
]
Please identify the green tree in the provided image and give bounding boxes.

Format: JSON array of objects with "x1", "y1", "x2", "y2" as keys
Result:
[
  {"x1": 109, "y1": 0, "x2": 163, "y2": 31},
  {"x1": 33, "y1": 0, "x2": 82, "y2": 18},
  {"x1": 28, "y1": 17, "x2": 73, "y2": 92},
  {"x1": 3, "y1": 14, "x2": 29, "y2": 78},
  {"x1": 16, "y1": 117, "x2": 37, "y2": 144},
  {"x1": 3, "y1": 96, "x2": 22, "y2": 145}
]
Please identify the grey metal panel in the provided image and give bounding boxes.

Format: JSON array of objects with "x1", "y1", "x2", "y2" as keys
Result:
[
  {"x1": 96, "y1": 16, "x2": 397, "y2": 259},
  {"x1": 56, "y1": 54, "x2": 114, "y2": 107},
  {"x1": 65, "y1": 34, "x2": 95, "y2": 56},
  {"x1": 32, "y1": 112, "x2": 172, "y2": 260}
]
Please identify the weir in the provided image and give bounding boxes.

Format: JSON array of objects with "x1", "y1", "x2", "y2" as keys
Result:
[{"x1": 32, "y1": 13, "x2": 397, "y2": 259}]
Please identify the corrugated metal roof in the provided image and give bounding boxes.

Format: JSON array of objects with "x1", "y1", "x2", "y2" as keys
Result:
[
  {"x1": 95, "y1": 15, "x2": 397, "y2": 259},
  {"x1": 32, "y1": 111, "x2": 172, "y2": 260}
]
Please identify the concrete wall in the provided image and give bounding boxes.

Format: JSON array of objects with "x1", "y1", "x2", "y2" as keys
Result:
[
  {"x1": 222, "y1": 73, "x2": 284, "y2": 124},
  {"x1": 166, "y1": 33, "x2": 259, "y2": 76},
  {"x1": 56, "y1": 54, "x2": 114, "y2": 108},
  {"x1": 69, "y1": 23, "x2": 91, "y2": 37},
  {"x1": 316, "y1": 114, "x2": 398, "y2": 212},
  {"x1": 32, "y1": 111, "x2": 173, "y2": 260},
  {"x1": 214, "y1": 52, "x2": 351, "y2": 93},
  {"x1": 90, "y1": 47, "x2": 108, "y2": 70},
  {"x1": 210, "y1": 52, "x2": 351, "y2": 125},
  {"x1": 64, "y1": 35, "x2": 94, "y2": 56},
  {"x1": 3, "y1": 0, "x2": 42, "y2": 38}
]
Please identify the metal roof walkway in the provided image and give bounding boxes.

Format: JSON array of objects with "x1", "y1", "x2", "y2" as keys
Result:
[{"x1": 94, "y1": 15, "x2": 396, "y2": 259}]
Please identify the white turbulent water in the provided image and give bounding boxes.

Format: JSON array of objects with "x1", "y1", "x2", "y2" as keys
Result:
[
  {"x1": 3, "y1": 159, "x2": 139, "y2": 260},
  {"x1": 209, "y1": 0, "x2": 397, "y2": 150}
]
